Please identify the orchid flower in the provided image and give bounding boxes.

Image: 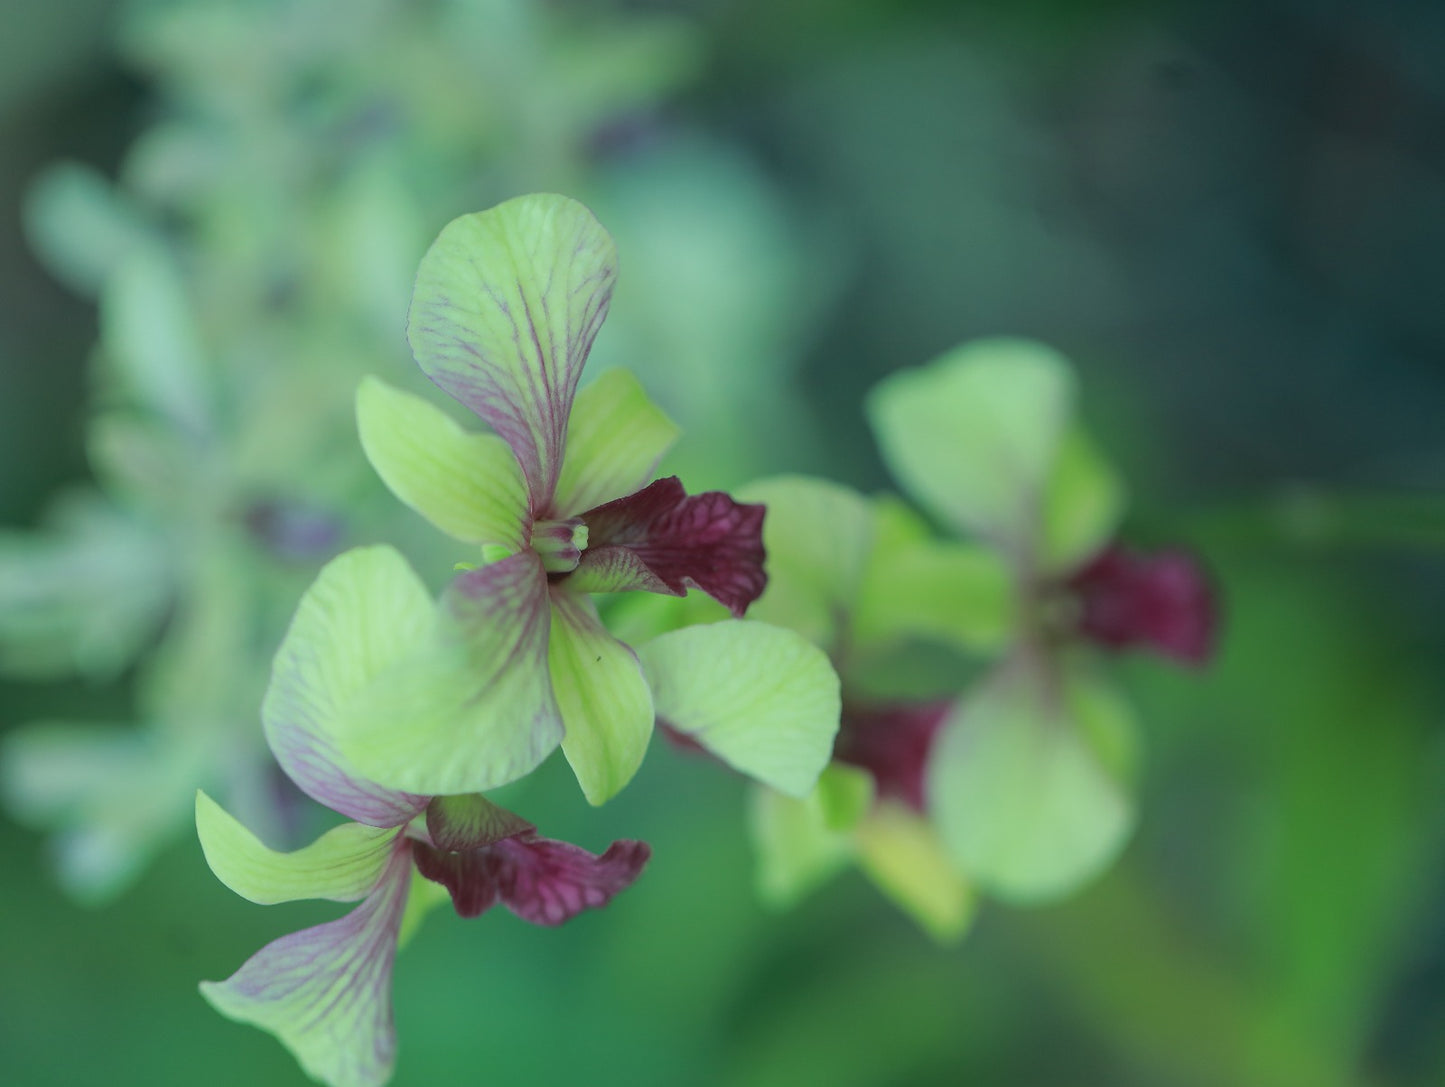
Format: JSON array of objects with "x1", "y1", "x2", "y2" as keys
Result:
[
  {"x1": 670, "y1": 342, "x2": 1213, "y2": 933},
  {"x1": 865, "y1": 338, "x2": 1216, "y2": 903},
  {"x1": 346, "y1": 193, "x2": 839, "y2": 806},
  {"x1": 198, "y1": 546, "x2": 651, "y2": 1087}
]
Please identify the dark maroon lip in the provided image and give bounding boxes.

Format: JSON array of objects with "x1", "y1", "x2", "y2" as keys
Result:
[{"x1": 1067, "y1": 544, "x2": 1217, "y2": 666}]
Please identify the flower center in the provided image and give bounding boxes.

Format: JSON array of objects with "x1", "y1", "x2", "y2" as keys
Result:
[{"x1": 530, "y1": 517, "x2": 589, "y2": 574}]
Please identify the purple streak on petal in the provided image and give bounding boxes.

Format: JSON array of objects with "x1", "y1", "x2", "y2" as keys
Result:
[
  {"x1": 573, "y1": 477, "x2": 767, "y2": 616},
  {"x1": 444, "y1": 552, "x2": 554, "y2": 665},
  {"x1": 1068, "y1": 544, "x2": 1218, "y2": 665},
  {"x1": 659, "y1": 722, "x2": 712, "y2": 758},
  {"x1": 406, "y1": 552, "x2": 562, "y2": 791},
  {"x1": 414, "y1": 832, "x2": 651, "y2": 925},
  {"x1": 408, "y1": 211, "x2": 616, "y2": 512},
  {"x1": 834, "y1": 701, "x2": 952, "y2": 812},
  {"x1": 266, "y1": 711, "x2": 429, "y2": 830},
  {"x1": 199, "y1": 840, "x2": 412, "y2": 1086}
]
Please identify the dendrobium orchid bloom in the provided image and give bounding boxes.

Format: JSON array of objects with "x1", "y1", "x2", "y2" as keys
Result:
[
  {"x1": 866, "y1": 338, "x2": 1216, "y2": 903},
  {"x1": 198, "y1": 547, "x2": 650, "y2": 1087},
  {"x1": 347, "y1": 193, "x2": 824, "y2": 806}
]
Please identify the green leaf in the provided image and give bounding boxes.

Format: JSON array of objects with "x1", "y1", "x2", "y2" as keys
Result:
[
  {"x1": 1039, "y1": 423, "x2": 1125, "y2": 574},
  {"x1": 0, "y1": 491, "x2": 170, "y2": 680},
  {"x1": 734, "y1": 475, "x2": 875, "y2": 653},
  {"x1": 99, "y1": 248, "x2": 213, "y2": 435},
  {"x1": 0, "y1": 720, "x2": 195, "y2": 903},
  {"x1": 336, "y1": 552, "x2": 563, "y2": 798},
  {"x1": 927, "y1": 660, "x2": 1136, "y2": 903},
  {"x1": 854, "y1": 803, "x2": 975, "y2": 943},
  {"x1": 408, "y1": 193, "x2": 618, "y2": 507},
  {"x1": 553, "y1": 368, "x2": 680, "y2": 516},
  {"x1": 639, "y1": 620, "x2": 841, "y2": 798},
  {"x1": 747, "y1": 764, "x2": 872, "y2": 907},
  {"x1": 23, "y1": 161, "x2": 152, "y2": 296},
  {"x1": 866, "y1": 338, "x2": 1075, "y2": 555},
  {"x1": 549, "y1": 593, "x2": 654, "y2": 806},
  {"x1": 195, "y1": 791, "x2": 401, "y2": 905},
  {"x1": 355, "y1": 376, "x2": 528, "y2": 549}
]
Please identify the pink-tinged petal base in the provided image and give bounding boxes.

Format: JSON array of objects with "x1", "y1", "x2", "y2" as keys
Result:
[
  {"x1": 413, "y1": 832, "x2": 651, "y2": 926},
  {"x1": 568, "y1": 476, "x2": 766, "y2": 617},
  {"x1": 200, "y1": 841, "x2": 412, "y2": 1087},
  {"x1": 659, "y1": 723, "x2": 711, "y2": 758},
  {"x1": 833, "y1": 701, "x2": 951, "y2": 812},
  {"x1": 1068, "y1": 544, "x2": 1217, "y2": 665}
]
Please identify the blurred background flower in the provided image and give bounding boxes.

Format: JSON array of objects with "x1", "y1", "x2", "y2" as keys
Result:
[{"x1": 2, "y1": 0, "x2": 1443, "y2": 1085}]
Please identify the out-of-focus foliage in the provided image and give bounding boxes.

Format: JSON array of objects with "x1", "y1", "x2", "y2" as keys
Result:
[
  {"x1": 0, "y1": 0, "x2": 827, "y2": 904},
  {"x1": 2, "y1": 1, "x2": 1444, "y2": 1086}
]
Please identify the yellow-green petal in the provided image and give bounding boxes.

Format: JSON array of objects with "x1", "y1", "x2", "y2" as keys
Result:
[
  {"x1": 337, "y1": 552, "x2": 563, "y2": 797},
  {"x1": 196, "y1": 791, "x2": 401, "y2": 905},
  {"x1": 355, "y1": 376, "x2": 527, "y2": 549},
  {"x1": 927, "y1": 660, "x2": 1136, "y2": 903},
  {"x1": 408, "y1": 193, "x2": 618, "y2": 509},
  {"x1": 854, "y1": 494, "x2": 1015, "y2": 656},
  {"x1": 639, "y1": 620, "x2": 841, "y2": 798},
  {"x1": 549, "y1": 593, "x2": 654, "y2": 806},
  {"x1": 747, "y1": 764, "x2": 873, "y2": 907},
  {"x1": 734, "y1": 475, "x2": 875, "y2": 654},
  {"x1": 867, "y1": 338, "x2": 1075, "y2": 554},
  {"x1": 854, "y1": 802, "x2": 975, "y2": 943},
  {"x1": 200, "y1": 847, "x2": 412, "y2": 1087},
  {"x1": 553, "y1": 368, "x2": 680, "y2": 516},
  {"x1": 263, "y1": 546, "x2": 432, "y2": 826},
  {"x1": 1038, "y1": 422, "x2": 1125, "y2": 574}
]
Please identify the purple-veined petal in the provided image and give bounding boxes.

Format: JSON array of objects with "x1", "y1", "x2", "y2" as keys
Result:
[
  {"x1": 1067, "y1": 545, "x2": 1217, "y2": 665},
  {"x1": 833, "y1": 701, "x2": 952, "y2": 813},
  {"x1": 407, "y1": 194, "x2": 617, "y2": 511},
  {"x1": 263, "y1": 546, "x2": 432, "y2": 827},
  {"x1": 424, "y1": 793, "x2": 534, "y2": 852},
  {"x1": 336, "y1": 552, "x2": 563, "y2": 797},
  {"x1": 552, "y1": 368, "x2": 680, "y2": 517},
  {"x1": 567, "y1": 476, "x2": 766, "y2": 617},
  {"x1": 547, "y1": 593, "x2": 654, "y2": 806},
  {"x1": 200, "y1": 840, "x2": 412, "y2": 1087}
]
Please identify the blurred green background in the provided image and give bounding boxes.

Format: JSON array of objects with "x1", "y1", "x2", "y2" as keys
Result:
[{"x1": 2, "y1": 1, "x2": 1444, "y2": 1085}]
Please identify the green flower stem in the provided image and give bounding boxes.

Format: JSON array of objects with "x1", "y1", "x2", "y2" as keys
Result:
[{"x1": 1180, "y1": 489, "x2": 1445, "y2": 555}]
